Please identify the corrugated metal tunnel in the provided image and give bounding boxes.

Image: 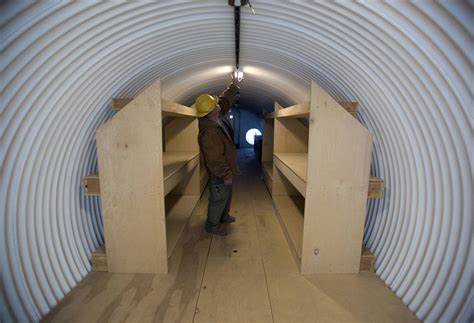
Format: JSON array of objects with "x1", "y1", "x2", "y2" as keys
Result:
[{"x1": 1, "y1": 1, "x2": 472, "y2": 322}]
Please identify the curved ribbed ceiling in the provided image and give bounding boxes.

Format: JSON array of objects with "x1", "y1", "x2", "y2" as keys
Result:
[{"x1": 1, "y1": 1, "x2": 472, "y2": 322}]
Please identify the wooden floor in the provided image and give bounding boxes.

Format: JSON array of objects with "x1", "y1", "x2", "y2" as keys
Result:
[{"x1": 43, "y1": 149, "x2": 418, "y2": 323}]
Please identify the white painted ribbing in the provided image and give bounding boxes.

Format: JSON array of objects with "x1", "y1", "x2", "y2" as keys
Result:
[{"x1": 1, "y1": 1, "x2": 471, "y2": 322}]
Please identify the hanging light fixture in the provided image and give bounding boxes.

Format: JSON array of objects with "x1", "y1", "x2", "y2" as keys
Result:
[
  {"x1": 229, "y1": 0, "x2": 254, "y2": 82},
  {"x1": 233, "y1": 68, "x2": 244, "y2": 81}
]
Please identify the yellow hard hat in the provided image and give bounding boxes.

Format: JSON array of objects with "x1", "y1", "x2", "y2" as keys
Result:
[{"x1": 195, "y1": 94, "x2": 218, "y2": 117}]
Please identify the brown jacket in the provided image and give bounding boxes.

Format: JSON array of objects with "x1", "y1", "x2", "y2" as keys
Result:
[{"x1": 198, "y1": 83, "x2": 240, "y2": 180}]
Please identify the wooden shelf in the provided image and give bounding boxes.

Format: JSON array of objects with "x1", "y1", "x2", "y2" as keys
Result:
[
  {"x1": 91, "y1": 195, "x2": 200, "y2": 272},
  {"x1": 273, "y1": 196, "x2": 305, "y2": 259},
  {"x1": 262, "y1": 85, "x2": 378, "y2": 274},
  {"x1": 264, "y1": 158, "x2": 384, "y2": 199},
  {"x1": 82, "y1": 153, "x2": 200, "y2": 197},
  {"x1": 265, "y1": 101, "x2": 358, "y2": 119},
  {"x1": 272, "y1": 195, "x2": 376, "y2": 272},
  {"x1": 265, "y1": 103, "x2": 309, "y2": 119},
  {"x1": 112, "y1": 97, "x2": 197, "y2": 117},
  {"x1": 165, "y1": 195, "x2": 200, "y2": 257},
  {"x1": 273, "y1": 152, "x2": 307, "y2": 198},
  {"x1": 163, "y1": 152, "x2": 199, "y2": 195}
]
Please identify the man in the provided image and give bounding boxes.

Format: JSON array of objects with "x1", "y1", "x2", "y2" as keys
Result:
[{"x1": 195, "y1": 75, "x2": 241, "y2": 236}]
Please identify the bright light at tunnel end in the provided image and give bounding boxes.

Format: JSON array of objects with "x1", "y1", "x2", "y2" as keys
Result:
[{"x1": 245, "y1": 128, "x2": 262, "y2": 145}]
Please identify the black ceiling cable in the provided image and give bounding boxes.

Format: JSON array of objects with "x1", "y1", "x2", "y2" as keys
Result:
[
  {"x1": 235, "y1": 4, "x2": 240, "y2": 70},
  {"x1": 229, "y1": 0, "x2": 255, "y2": 74},
  {"x1": 228, "y1": 0, "x2": 255, "y2": 145}
]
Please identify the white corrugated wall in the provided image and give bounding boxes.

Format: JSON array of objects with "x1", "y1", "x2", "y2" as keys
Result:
[{"x1": 1, "y1": 1, "x2": 472, "y2": 322}]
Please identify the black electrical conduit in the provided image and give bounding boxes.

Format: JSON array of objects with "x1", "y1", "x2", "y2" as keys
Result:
[{"x1": 234, "y1": 5, "x2": 240, "y2": 70}]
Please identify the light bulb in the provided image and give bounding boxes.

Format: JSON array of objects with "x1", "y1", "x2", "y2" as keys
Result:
[{"x1": 233, "y1": 69, "x2": 244, "y2": 81}]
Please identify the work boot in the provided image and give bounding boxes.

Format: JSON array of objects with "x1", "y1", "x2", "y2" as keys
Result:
[
  {"x1": 220, "y1": 214, "x2": 236, "y2": 223},
  {"x1": 206, "y1": 225, "x2": 228, "y2": 236}
]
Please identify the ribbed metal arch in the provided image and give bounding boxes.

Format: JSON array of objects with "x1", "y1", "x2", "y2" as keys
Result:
[{"x1": 1, "y1": 1, "x2": 471, "y2": 322}]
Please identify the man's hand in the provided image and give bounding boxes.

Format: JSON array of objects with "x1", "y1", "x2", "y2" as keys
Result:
[
  {"x1": 231, "y1": 73, "x2": 242, "y2": 88},
  {"x1": 224, "y1": 177, "x2": 233, "y2": 186}
]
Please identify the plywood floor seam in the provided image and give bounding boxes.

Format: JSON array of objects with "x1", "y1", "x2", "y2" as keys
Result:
[
  {"x1": 253, "y1": 202, "x2": 277, "y2": 323},
  {"x1": 191, "y1": 234, "x2": 213, "y2": 323},
  {"x1": 43, "y1": 149, "x2": 418, "y2": 323}
]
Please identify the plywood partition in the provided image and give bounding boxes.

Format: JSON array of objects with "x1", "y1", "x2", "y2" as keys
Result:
[
  {"x1": 262, "y1": 118, "x2": 274, "y2": 163},
  {"x1": 301, "y1": 81, "x2": 373, "y2": 274},
  {"x1": 164, "y1": 117, "x2": 200, "y2": 196},
  {"x1": 96, "y1": 80, "x2": 167, "y2": 274},
  {"x1": 164, "y1": 117, "x2": 199, "y2": 152},
  {"x1": 262, "y1": 83, "x2": 377, "y2": 274},
  {"x1": 96, "y1": 80, "x2": 201, "y2": 274}
]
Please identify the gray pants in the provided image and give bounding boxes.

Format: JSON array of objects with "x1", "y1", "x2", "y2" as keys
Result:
[{"x1": 206, "y1": 177, "x2": 232, "y2": 228}]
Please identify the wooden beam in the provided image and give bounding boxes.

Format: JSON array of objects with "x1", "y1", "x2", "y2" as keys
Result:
[
  {"x1": 83, "y1": 154, "x2": 200, "y2": 197},
  {"x1": 265, "y1": 101, "x2": 358, "y2": 119},
  {"x1": 368, "y1": 176, "x2": 384, "y2": 198},
  {"x1": 273, "y1": 102, "x2": 310, "y2": 118},
  {"x1": 91, "y1": 245, "x2": 107, "y2": 272},
  {"x1": 163, "y1": 153, "x2": 200, "y2": 196},
  {"x1": 338, "y1": 101, "x2": 358, "y2": 117},
  {"x1": 83, "y1": 174, "x2": 100, "y2": 195},
  {"x1": 359, "y1": 247, "x2": 375, "y2": 272},
  {"x1": 111, "y1": 98, "x2": 133, "y2": 111},
  {"x1": 162, "y1": 100, "x2": 197, "y2": 117},
  {"x1": 112, "y1": 98, "x2": 197, "y2": 117},
  {"x1": 273, "y1": 153, "x2": 307, "y2": 198}
]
